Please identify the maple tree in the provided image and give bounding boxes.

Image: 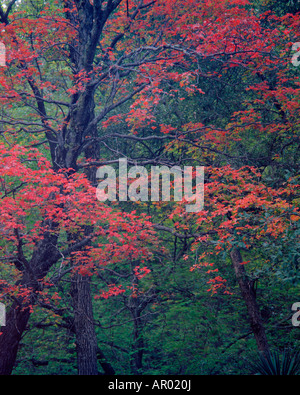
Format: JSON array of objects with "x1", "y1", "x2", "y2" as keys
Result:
[{"x1": 0, "y1": 0, "x2": 299, "y2": 375}]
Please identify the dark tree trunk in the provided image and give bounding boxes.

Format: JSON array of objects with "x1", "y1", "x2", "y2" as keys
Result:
[
  {"x1": 127, "y1": 287, "x2": 157, "y2": 374},
  {"x1": 0, "y1": 302, "x2": 30, "y2": 375},
  {"x1": 132, "y1": 312, "x2": 144, "y2": 374},
  {"x1": 71, "y1": 273, "x2": 99, "y2": 375},
  {"x1": 230, "y1": 248, "x2": 270, "y2": 354},
  {"x1": 70, "y1": 272, "x2": 115, "y2": 375},
  {"x1": 97, "y1": 348, "x2": 115, "y2": 375},
  {"x1": 0, "y1": 231, "x2": 61, "y2": 375}
]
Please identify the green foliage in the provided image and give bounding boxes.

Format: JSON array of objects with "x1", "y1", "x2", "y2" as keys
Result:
[
  {"x1": 251, "y1": 0, "x2": 300, "y2": 16},
  {"x1": 250, "y1": 350, "x2": 300, "y2": 375}
]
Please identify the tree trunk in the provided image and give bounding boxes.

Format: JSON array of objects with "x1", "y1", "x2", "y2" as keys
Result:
[
  {"x1": 0, "y1": 302, "x2": 30, "y2": 375},
  {"x1": 71, "y1": 273, "x2": 99, "y2": 375},
  {"x1": 131, "y1": 311, "x2": 144, "y2": 374},
  {"x1": 0, "y1": 231, "x2": 61, "y2": 375},
  {"x1": 230, "y1": 248, "x2": 270, "y2": 354},
  {"x1": 127, "y1": 287, "x2": 157, "y2": 374}
]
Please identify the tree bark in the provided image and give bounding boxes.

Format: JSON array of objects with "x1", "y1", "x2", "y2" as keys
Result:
[
  {"x1": 127, "y1": 287, "x2": 157, "y2": 374},
  {"x1": 0, "y1": 302, "x2": 30, "y2": 375},
  {"x1": 230, "y1": 248, "x2": 270, "y2": 354},
  {"x1": 71, "y1": 273, "x2": 99, "y2": 375},
  {"x1": 0, "y1": 231, "x2": 61, "y2": 375},
  {"x1": 132, "y1": 311, "x2": 144, "y2": 374}
]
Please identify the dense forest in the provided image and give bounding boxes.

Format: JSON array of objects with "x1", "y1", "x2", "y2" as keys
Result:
[{"x1": 0, "y1": 0, "x2": 299, "y2": 376}]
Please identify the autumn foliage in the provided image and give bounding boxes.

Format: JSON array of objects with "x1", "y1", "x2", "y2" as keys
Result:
[{"x1": 0, "y1": 0, "x2": 299, "y2": 375}]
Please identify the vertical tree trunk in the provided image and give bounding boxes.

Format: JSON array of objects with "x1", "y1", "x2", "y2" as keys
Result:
[
  {"x1": 230, "y1": 248, "x2": 270, "y2": 354},
  {"x1": 127, "y1": 287, "x2": 157, "y2": 374},
  {"x1": 132, "y1": 312, "x2": 144, "y2": 374},
  {"x1": 71, "y1": 272, "x2": 99, "y2": 375},
  {"x1": 70, "y1": 269, "x2": 115, "y2": 375}
]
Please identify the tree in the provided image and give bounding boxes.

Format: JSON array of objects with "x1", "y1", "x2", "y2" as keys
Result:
[{"x1": 0, "y1": 0, "x2": 299, "y2": 375}]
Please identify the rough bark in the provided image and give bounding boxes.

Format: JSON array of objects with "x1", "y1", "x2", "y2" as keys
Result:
[
  {"x1": 230, "y1": 247, "x2": 270, "y2": 354},
  {"x1": 71, "y1": 273, "x2": 99, "y2": 375},
  {"x1": 0, "y1": 302, "x2": 30, "y2": 375}
]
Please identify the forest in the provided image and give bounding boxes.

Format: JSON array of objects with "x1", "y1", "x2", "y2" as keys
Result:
[{"x1": 0, "y1": 0, "x2": 299, "y2": 376}]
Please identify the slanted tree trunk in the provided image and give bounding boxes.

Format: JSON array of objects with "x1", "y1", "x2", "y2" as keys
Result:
[
  {"x1": 0, "y1": 302, "x2": 31, "y2": 375},
  {"x1": 230, "y1": 248, "x2": 269, "y2": 354},
  {"x1": 0, "y1": 230, "x2": 61, "y2": 375}
]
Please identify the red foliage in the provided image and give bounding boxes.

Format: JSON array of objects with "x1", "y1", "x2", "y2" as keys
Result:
[{"x1": 0, "y1": 0, "x2": 299, "y2": 304}]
